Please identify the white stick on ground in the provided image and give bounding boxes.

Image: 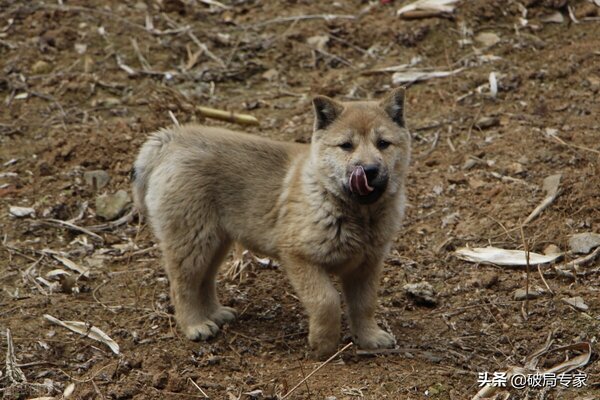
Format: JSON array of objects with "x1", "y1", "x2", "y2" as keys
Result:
[{"x1": 281, "y1": 342, "x2": 353, "y2": 399}]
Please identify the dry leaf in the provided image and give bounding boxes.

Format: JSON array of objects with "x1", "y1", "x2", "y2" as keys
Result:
[
  {"x1": 455, "y1": 247, "x2": 561, "y2": 266},
  {"x1": 63, "y1": 382, "x2": 75, "y2": 398},
  {"x1": 9, "y1": 206, "x2": 35, "y2": 218},
  {"x1": 398, "y1": 0, "x2": 460, "y2": 15},
  {"x1": 392, "y1": 68, "x2": 463, "y2": 84},
  {"x1": 44, "y1": 314, "x2": 120, "y2": 355},
  {"x1": 52, "y1": 255, "x2": 90, "y2": 278}
]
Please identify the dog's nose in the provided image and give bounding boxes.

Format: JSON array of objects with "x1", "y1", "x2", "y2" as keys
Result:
[{"x1": 363, "y1": 165, "x2": 379, "y2": 183}]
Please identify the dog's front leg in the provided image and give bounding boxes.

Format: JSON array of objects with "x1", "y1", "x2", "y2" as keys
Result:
[
  {"x1": 283, "y1": 256, "x2": 341, "y2": 359},
  {"x1": 341, "y1": 260, "x2": 396, "y2": 350}
]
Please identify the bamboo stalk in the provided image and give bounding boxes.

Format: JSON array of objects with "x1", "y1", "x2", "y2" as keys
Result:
[{"x1": 196, "y1": 106, "x2": 259, "y2": 126}]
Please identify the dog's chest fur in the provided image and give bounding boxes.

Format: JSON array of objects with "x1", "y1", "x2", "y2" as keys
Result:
[{"x1": 277, "y1": 175, "x2": 397, "y2": 272}]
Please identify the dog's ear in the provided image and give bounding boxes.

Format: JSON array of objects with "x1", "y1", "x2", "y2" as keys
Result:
[
  {"x1": 380, "y1": 87, "x2": 406, "y2": 127},
  {"x1": 312, "y1": 96, "x2": 344, "y2": 131}
]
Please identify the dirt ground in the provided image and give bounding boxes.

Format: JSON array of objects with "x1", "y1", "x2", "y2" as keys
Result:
[{"x1": 1, "y1": 0, "x2": 600, "y2": 399}]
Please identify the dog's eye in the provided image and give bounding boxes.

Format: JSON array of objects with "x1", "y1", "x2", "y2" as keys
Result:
[
  {"x1": 338, "y1": 142, "x2": 354, "y2": 151},
  {"x1": 377, "y1": 139, "x2": 392, "y2": 150}
]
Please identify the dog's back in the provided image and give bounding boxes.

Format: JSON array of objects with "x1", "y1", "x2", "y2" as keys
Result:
[{"x1": 132, "y1": 125, "x2": 305, "y2": 251}]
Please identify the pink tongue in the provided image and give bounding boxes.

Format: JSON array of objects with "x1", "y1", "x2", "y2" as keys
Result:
[{"x1": 349, "y1": 166, "x2": 374, "y2": 196}]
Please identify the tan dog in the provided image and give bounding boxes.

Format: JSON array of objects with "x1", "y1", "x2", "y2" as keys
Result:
[{"x1": 132, "y1": 88, "x2": 411, "y2": 358}]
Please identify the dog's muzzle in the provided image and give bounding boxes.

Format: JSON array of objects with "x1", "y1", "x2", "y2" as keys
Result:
[{"x1": 348, "y1": 165, "x2": 388, "y2": 204}]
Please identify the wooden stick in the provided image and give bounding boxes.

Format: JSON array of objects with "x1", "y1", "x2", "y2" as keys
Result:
[
  {"x1": 281, "y1": 342, "x2": 353, "y2": 399},
  {"x1": 188, "y1": 378, "x2": 209, "y2": 398},
  {"x1": 196, "y1": 106, "x2": 259, "y2": 126},
  {"x1": 399, "y1": 10, "x2": 455, "y2": 20},
  {"x1": 38, "y1": 219, "x2": 104, "y2": 243}
]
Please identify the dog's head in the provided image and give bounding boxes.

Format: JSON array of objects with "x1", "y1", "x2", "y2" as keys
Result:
[{"x1": 310, "y1": 88, "x2": 411, "y2": 205}]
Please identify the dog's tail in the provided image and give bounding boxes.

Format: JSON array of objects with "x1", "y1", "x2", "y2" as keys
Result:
[{"x1": 131, "y1": 128, "x2": 176, "y2": 216}]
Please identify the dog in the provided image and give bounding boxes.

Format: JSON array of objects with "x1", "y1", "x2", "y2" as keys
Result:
[{"x1": 132, "y1": 88, "x2": 411, "y2": 358}]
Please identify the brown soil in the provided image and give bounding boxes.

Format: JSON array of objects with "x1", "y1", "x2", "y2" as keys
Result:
[{"x1": 1, "y1": 0, "x2": 600, "y2": 399}]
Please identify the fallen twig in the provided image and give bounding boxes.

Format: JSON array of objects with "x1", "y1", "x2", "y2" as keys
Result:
[
  {"x1": 392, "y1": 68, "x2": 464, "y2": 84},
  {"x1": 247, "y1": 14, "x2": 356, "y2": 28},
  {"x1": 547, "y1": 134, "x2": 600, "y2": 156},
  {"x1": 281, "y1": 342, "x2": 353, "y2": 399},
  {"x1": 199, "y1": 0, "x2": 231, "y2": 9},
  {"x1": 188, "y1": 378, "x2": 209, "y2": 398},
  {"x1": 86, "y1": 209, "x2": 135, "y2": 232},
  {"x1": 196, "y1": 106, "x2": 259, "y2": 126},
  {"x1": 187, "y1": 31, "x2": 226, "y2": 68},
  {"x1": 115, "y1": 53, "x2": 176, "y2": 78},
  {"x1": 130, "y1": 38, "x2": 152, "y2": 71},
  {"x1": 523, "y1": 174, "x2": 561, "y2": 225},
  {"x1": 557, "y1": 246, "x2": 600, "y2": 275},
  {"x1": 356, "y1": 347, "x2": 412, "y2": 356},
  {"x1": 47, "y1": 252, "x2": 90, "y2": 279},
  {"x1": 5, "y1": 328, "x2": 27, "y2": 384},
  {"x1": 399, "y1": 10, "x2": 455, "y2": 19},
  {"x1": 37, "y1": 219, "x2": 104, "y2": 243}
]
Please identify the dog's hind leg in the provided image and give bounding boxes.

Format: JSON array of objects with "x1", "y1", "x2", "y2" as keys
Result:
[{"x1": 161, "y1": 226, "x2": 237, "y2": 341}]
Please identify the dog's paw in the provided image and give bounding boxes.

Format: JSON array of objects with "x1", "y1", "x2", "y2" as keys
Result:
[
  {"x1": 354, "y1": 328, "x2": 396, "y2": 350},
  {"x1": 309, "y1": 341, "x2": 338, "y2": 360},
  {"x1": 183, "y1": 319, "x2": 220, "y2": 341},
  {"x1": 210, "y1": 306, "x2": 237, "y2": 327},
  {"x1": 308, "y1": 334, "x2": 339, "y2": 360}
]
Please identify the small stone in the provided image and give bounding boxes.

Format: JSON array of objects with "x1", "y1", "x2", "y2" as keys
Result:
[
  {"x1": 74, "y1": 43, "x2": 87, "y2": 54},
  {"x1": 403, "y1": 282, "x2": 437, "y2": 307},
  {"x1": 95, "y1": 190, "x2": 131, "y2": 220},
  {"x1": 206, "y1": 356, "x2": 222, "y2": 365},
  {"x1": 541, "y1": 11, "x2": 564, "y2": 23},
  {"x1": 543, "y1": 244, "x2": 561, "y2": 255},
  {"x1": 447, "y1": 173, "x2": 467, "y2": 184},
  {"x1": 32, "y1": 60, "x2": 52, "y2": 74},
  {"x1": 475, "y1": 32, "x2": 500, "y2": 47},
  {"x1": 468, "y1": 177, "x2": 487, "y2": 189},
  {"x1": 508, "y1": 162, "x2": 526, "y2": 175},
  {"x1": 84, "y1": 170, "x2": 110, "y2": 190},
  {"x1": 562, "y1": 296, "x2": 588, "y2": 312},
  {"x1": 587, "y1": 76, "x2": 600, "y2": 92},
  {"x1": 134, "y1": 1, "x2": 148, "y2": 10},
  {"x1": 306, "y1": 35, "x2": 329, "y2": 51},
  {"x1": 568, "y1": 232, "x2": 600, "y2": 254},
  {"x1": 545, "y1": 127, "x2": 559, "y2": 136},
  {"x1": 478, "y1": 272, "x2": 499, "y2": 289},
  {"x1": 262, "y1": 68, "x2": 278, "y2": 81},
  {"x1": 463, "y1": 158, "x2": 478, "y2": 170},
  {"x1": 475, "y1": 116, "x2": 500, "y2": 130},
  {"x1": 423, "y1": 352, "x2": 443, "y2": 364},
  {"x1": 441, "y1": 211, "x2": 459, "y2": 228},
  {"x1": 513, "y1": 288, "x2": 542, "y2": 301},
  {"x1": 9, "y1": 206, "x2": 35, "y2": 218}
]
